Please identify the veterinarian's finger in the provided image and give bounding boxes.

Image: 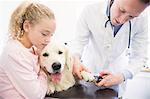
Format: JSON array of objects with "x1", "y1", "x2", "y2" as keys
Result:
[
  {"x1": 95, "y1": 78, "x2": 107, "y2": 86},
  {"x1": 73, "y1": 65, "x2": 82, "y2": 79},
  {"x1": 99, "y1": 70, "x2": 112, "y2": 76},
  {"x1": 81, "y1": 64, "x2": 91, "y2": 73},
  {"x1": 95, "y1": 82, "x2": 104, "y2": 87},
  {"x1": 72, "y1": 64, "x2": 82, "y2": 79},
  {"x1": 102, "y1": 78, "x2": 114, "y2": 87},
  {"x1": 103, "y1": 82, "x2": 113, "y2": 87},
  {"x1": 72, "y1": 55, "x2": 83, "y2": 79},
  {"x1": 75, "y1": 69, "x2": 83, "y2": 79},
  {"x1": 101, "y1": 75, "x2": 107, "y2": 79}
]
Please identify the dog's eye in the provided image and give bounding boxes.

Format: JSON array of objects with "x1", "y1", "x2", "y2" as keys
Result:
[
  {"x1": 58, "y1": 51, "x2": 63, "y2": 54},
  {"x1": 43, "y1": 52, "x2": 49, "y2": 57}
]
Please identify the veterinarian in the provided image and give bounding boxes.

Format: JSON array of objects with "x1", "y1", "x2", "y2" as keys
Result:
[
  {"x1": 0, "y1": 1, "x2": 56, "y2": 99},
  {"x1": 71, "y1": 0, "x2": 149, "y2": 97}
]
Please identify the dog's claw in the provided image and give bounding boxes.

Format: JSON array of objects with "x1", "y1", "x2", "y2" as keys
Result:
[
  {"x1": 93, "y1": 76, "x2": 103, "y2": 83},
  {"x1": 81, "y1": 71, "x2": 103, "y2": 83}
]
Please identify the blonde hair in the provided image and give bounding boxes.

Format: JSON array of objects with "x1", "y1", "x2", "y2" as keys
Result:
[{"x1": 9, "y1": 1, "x2": 55, "y2": 40}]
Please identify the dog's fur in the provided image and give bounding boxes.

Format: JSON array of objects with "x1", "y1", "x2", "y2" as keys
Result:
[{"x1": 40, "y1": 42, "x2": 94, "y2": 95}]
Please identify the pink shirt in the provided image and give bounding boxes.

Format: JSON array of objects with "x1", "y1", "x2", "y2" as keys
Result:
[{"x1": 0, "y1": 39, "x2": 47, "y2": 99}]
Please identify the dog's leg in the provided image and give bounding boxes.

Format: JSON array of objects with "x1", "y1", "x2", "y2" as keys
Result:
[
  {"x1": 47, "y1": 80, "x2": 55, "y2": 95},
  {"x1": 81, "y1": 71, "x2": 95, "y2": 82}
]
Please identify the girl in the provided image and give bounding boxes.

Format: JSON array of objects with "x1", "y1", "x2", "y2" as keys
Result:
[{"x1": 0, "y1": 1, "x2": 56, "y2": 99}]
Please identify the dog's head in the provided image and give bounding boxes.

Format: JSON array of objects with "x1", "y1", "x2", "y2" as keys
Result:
[{"x1": 40, "y1": 42, "x2": 73, "y2": 83}]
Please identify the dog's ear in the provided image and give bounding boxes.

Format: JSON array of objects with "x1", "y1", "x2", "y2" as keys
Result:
[{"x1": 65, "y1": 48, "x2": 73, "y2": 71}]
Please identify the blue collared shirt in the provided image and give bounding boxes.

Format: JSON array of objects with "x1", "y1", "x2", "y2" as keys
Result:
[{"x1": 106, "y1": 1, "x2": 123, "y2": 37}]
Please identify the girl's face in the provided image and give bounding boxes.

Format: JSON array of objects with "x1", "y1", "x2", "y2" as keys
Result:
[
  {"x1": 24, "y1": 18, "x2": 56, "y2": 50},
  {"x1": 110, "y1": 0, "x2": 147, "y2": 26}
]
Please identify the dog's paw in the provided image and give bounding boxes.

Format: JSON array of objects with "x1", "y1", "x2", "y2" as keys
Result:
[
  {"x1": 81, "y1": 71, "x2": 95, "y2": 82},
  {"x1": 47, "y1": 88, "x2": 54, "y2": 95},
  {"x1": 47, "y1": 84, "x2": 55, "y2": 95},
  {"x1": 47, "y1": 90, "x2": 51, "y2": 96}
]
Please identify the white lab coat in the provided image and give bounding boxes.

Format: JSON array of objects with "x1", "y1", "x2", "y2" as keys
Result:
[
  {"x1": 70, "y1": 0, "x2": 148, "y2": 97},
  {"x1": 71, "y1": 0, "x2": 148, "y2": 76},
  {"x1": 123, "y1": 72, "x2": 150, "y2": 99}
]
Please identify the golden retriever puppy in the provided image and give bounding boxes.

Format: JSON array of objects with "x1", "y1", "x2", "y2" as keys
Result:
[{"x1": 39, "y1": 42, "x2": 95, "y2": 95}]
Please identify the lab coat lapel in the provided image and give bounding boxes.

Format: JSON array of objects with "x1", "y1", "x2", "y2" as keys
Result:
[{"x1": 111, "y1": 22, "x2": 130, "y2": 61}]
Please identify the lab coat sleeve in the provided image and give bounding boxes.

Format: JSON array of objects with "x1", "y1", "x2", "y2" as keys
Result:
[
  {"x1": 3, "y1": 51, "x2": 47, "y2": 99},
  {"x1": 127, "y1": 11, "x2": 148, "y2": 76},
  {"x1": 70, "y1": 6, "x2": 91, "y2": 57},
  {"x1": 121, "y1": 69, "x2": 133, "y2": 81}
]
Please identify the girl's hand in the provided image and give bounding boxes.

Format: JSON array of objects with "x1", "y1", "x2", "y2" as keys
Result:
[
  {"x1": 38, "y1": 68, "x2": 48, "y2": 80},
  {"x1": 95, "y1": 70, "x2": 124, "y2": 87}
]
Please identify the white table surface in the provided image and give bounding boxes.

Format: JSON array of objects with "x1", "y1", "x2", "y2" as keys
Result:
[{"x1": 123, "y1": 71, "x2": 150, "y2": 99}]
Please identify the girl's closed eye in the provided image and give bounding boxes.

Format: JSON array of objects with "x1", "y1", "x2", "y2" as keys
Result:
[{"x1": 41, "y1": 31, "x2": 54, "y2": 37}]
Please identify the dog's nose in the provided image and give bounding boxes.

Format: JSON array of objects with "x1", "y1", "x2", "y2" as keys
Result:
[{"x1": 52, "y1": 62, "x2": 61, "y2": 71}]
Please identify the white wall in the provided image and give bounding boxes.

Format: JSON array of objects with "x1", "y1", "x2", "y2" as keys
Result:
[
  {"x1": 147, "y1": 7, "x2": 150, "y2": 66},
  {"x1": 0, "y1": 0, "x2": 150, "y2": 57}
]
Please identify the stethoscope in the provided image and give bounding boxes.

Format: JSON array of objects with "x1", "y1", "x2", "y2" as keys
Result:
[{"x1": 104, "y1": 0, "x2": 132, "y2": 55}]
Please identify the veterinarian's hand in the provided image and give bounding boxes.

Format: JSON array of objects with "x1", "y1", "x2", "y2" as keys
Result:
[
  {"x1": 73, "y1": 55, "x2": 90, "y2": 79},
  {"x1": 95, "y1": 70, "x2": 124, "y2": 87}
]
